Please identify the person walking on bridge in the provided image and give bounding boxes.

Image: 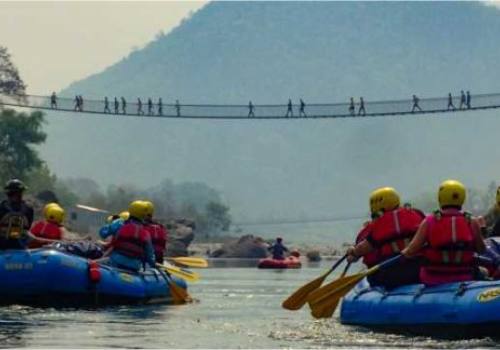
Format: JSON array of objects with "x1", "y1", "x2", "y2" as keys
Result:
[
  {"x1": 248, "y1": 101, "x2": 255, "y2": 117},
  {"x1": 299, "y1": 99, "x2": 307, "y2": 117},
  {"x1": 175, "y1": 99, "x2": 181, "y2": 117},
  {"x1": 411, "y1": 94, "x2": 422, "y2": 113},
  {"x1": 147, "y1": 98, "x2": 153, "y2": 115},
  {"x1": 73, "y1": 95, "x2": 80, "y2": 112},
  {"x1": 104, "y1": 97, "x2": 111, "y2": 113},
  {"x1": 285, "y1": 99, "x2": 293, "y2": 118},
  {"x1": 459, "y1": 90, "x2": 466, "y2": 109},
  {"x1": 137, "y1": 98, "x2": 144, "y2": 115},
  {"x1": 121, "y1": 97, "x2": 127, "y2": 114},
  {"x1": 358, "y1": 97, "x2": 366, "y2": 116},
  {"x1": 447, "y1": 93, "x2": 455, "y2": 110},
  {"x1": 114, "y1": 97, "x2": 119, "y2": 114},
  {"x1": 349, "y1": 97, "x2": 355, "y2": 116},
  {"x1": 50, "y1": 92, "x2": 57, "y2": 109},
  {"x1": 466, "y1": 91, "x2": 471, "y2": 109},
  {"x1": 157, "y1": 98, "x2": 163, "y2": 116}
]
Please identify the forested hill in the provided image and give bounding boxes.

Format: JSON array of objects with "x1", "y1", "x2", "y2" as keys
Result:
[{"x1": 42, "y1": 1, "x2": 500, "y2": 221}]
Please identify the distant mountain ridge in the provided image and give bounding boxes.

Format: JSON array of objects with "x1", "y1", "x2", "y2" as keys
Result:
[{"x1": 41, "y1": 1, "x2": 500, "y2": 222}]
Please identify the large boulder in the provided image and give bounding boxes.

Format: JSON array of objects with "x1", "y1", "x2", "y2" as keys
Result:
[
  {"x1": 165, "y1": 219, "x2": 196, "y2": 257},
  {"x1": 210, "y1": 234, "x2": 268, "y2": 258}
]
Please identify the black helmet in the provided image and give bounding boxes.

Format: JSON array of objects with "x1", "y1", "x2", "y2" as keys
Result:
[{"x1": 4, "y1": 179, "x2": 26, "y2": 193}]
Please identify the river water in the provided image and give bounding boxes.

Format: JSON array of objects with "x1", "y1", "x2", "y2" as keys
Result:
[{"x1": 0, "y1": 260, "x2": 498, "y2": 349}]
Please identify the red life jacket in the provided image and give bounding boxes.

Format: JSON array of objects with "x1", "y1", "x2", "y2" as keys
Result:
[
  {"x1": 424, "y1": 211, "x2": 475, "y2": 264},
  {"x1": 145, "y1": 222, "x2": 168, "y2": 263},
  {"x1": 355, "y1": 221, "x2": 379, "y2": 267},
  {"x1": 29, "y1": 220, "x2": 63, "y2": 248},
  {"x1": 420, "y1": 210, "x2": 476, "y2": 285},
  {"x1": 370, "y1": 207, "x2": 424, "y2": 260},
  {"x1": 111, "y1": 221, "x2": 150, "y2": 259}
]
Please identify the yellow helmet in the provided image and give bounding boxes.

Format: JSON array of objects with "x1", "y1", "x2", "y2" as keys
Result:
[
  {"x1": 128, "y1": 201, "x2": 147, "y2": 220},
  {"x1": 119, "y1": 211, "x2": 130, "y2": 221},
  {"x1": 143, "y1": 200, "x2": 154, "y2": 219},
  {"x1": 43, "y1": 202, "x2": 60, "y2": 216},
  {"x1": 45, "y1": 205, "x2": 65, "y2": 225},
  {"x1": 438, "y1": 179, "x2": 466, "y2": 208},
  {"x1": 370, "y1": 187, "x2": 400, "y2": 213},
  {"x1": 369, "y1": 188, "x2": 383, "y2": 214}
]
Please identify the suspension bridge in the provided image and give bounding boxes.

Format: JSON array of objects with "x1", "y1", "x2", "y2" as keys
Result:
[{"x1": 1, "y1": 92, "x2": 499, "y2": 120}]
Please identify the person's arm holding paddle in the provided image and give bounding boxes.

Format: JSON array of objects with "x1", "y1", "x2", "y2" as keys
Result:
[{"x1": 402, "y1": 220, "x2": 428, "y2": 258}]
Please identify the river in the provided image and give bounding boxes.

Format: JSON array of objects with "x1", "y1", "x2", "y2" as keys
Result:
[{"x1": 0, "y1": 260, "x2": 497, "y2": 349}]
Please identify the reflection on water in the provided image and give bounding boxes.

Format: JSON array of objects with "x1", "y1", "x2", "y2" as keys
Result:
[{"x1": 0, "y1": 262, "x2": 497, "y2": 348}]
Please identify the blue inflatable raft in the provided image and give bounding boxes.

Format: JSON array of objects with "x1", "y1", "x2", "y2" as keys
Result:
[
  {"x1": 0, "y1": 249, "x2": 187, "y2": 307},
  {"x1": 340, "y1": 278, "x2": 500, "y2": 338}
]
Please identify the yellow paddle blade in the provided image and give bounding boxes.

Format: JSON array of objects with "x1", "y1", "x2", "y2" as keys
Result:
[
  {"x1": 308, "y1": 266, "x2": 379, "y2": 319},
  {"x1": 158, "y1": 263, "x2": 201, "y2": 282},
  {"x1": 307, "y1": 272, "x2": 366, "y2": 307},
  {"x1": 309, "y1": 279, "x2": 358, "y2": 318},
  {"x1": 309, "y1": 262, "x2": 351, "y2": 318},
  {"x1": 282, "y1": 270, "x2": 331, "y2": 310},
  {"x1": 169, "y1": 278, "x2": 192, "y2": 304},
  {"x1": 169, "y1": 256, "x2": 209, "y2": 268}
]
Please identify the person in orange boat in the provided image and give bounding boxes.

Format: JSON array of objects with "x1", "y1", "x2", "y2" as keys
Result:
[
  {"x1": 143, "y1": 201, "x2": 168, "y2": 264},
  {"x1": 269, "y1": 237, "x2": 289, "y2": 260},
  {"x1": 29, "y1": 203, "x2": 65, "y2": 248},
  {"x1": 346, "y1": 187, "x2": 425, "y2": 289},
  {"x1": 403, "y1": 180, "x2": 485, "y2": 285}
]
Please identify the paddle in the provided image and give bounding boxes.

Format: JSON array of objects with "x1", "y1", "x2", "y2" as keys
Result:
[
  {"x1": 167, "y1": 256, "x2": 208, "y2": 268},
  {"x1": 310, "y1": 262, "x2": 352, "y2": 319},
  {"x1": 308, "y1": 254, "x2": 402, "y2": 319},
  {"x1": 157, "y1": 264, "x2": 192, "y2": 304},
  {"x1": 157, "y1": 262, "x2": 201, "y2": 282},
  {"x1": 282, "y1": 255, "x2": 347, "y2": 310}
]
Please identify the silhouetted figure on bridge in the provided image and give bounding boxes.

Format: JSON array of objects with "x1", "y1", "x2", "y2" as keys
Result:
[
  {"x1": 358, "y1": 97, "x2": 366, "y2": 116},
  {"x1": 466, "y1": 91, "x2": 471, "y2": 109},
  {"x1": 248, "y1": 101, "x2": 255, "y2": 117},
  {"x1": 104, "y1": 97, "x2": 111, "y2": 113},
  {"x1": 158, "y1": 98, "x2": 163, "y2": 116},
  {"x1": 459, "y1": 90, "x2": 466, "y2": 109},
  {"x1": 285, "y1": 99, "x2": 293, "y2": 118},
  {"x1": 447, "y1": 93, "x2": 455, "y2": 110},
  {"x1": 299, "y1": 99, "x2": 307, "y2": 117},
  {"x1": 147, "y1": 98, "x2": 153, "y2": 115},
  {"x1": 137, "y1": 98, "x2": 144, "y2": 115},
  {"x1": 79, "y1": 96, "x2": 84, "y2": 111},
  {"x1": 114, "y1": 97, "x2": 119, "y2": 114},
  {"x1": 175, "y1": 100, "x2": 181, "y2": 117},
  {"x1": 121, "y1": 97, "x2": 127, "y2": 114},
  {"x1": 411, "y1": 94, "x2": 422, "y2": 113},
  {"x1": 50, "y1": 92, "x2": 57, "y2": 109},
  {"x1": 349, "y1": 97, "x2": 355, "y2": 116},
  {"x1": 73, "y1": 96, "x2": 80, "y2": 112}
]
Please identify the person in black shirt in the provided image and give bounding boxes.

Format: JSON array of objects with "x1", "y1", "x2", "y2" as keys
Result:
[{"x1": 0, "y1": 179, "x2": 34, "y2": 250}]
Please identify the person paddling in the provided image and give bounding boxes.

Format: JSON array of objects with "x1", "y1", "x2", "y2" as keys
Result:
[
  {"x1": 29, "y1": 203, "x2": 65, "y2": 248},
  {"x1": 346, "y1": 187, "x2": 425, "y2": 289},
  {"x1": 402, "y1": 180, "x2": 485, "y2": 285},
  {"x1": 143, "y1": 201, "x2": 168, "y2": 264},
  {"x1": 269, "y1": 237, "x2": 289, "y2": 260},
  {"x1": 101, "y1": 201, "x2": 155, "y2": 272}
]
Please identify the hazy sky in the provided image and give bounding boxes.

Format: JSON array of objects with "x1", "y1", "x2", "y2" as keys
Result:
[{"x1": 0, "y1": 1, "x2": 206, "y2": 94}]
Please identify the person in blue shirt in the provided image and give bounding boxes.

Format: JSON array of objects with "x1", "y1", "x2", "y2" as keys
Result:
[
  {"x1": 100, "y1": 202, "x2": 155, "y2": 272},
  {"x1": 268, "y1": 237, "x2": 289, "y2": 260}
]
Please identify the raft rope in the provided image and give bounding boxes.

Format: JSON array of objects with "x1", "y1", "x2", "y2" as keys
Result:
[{"x1": 1, "y1": 92, "x2": 499, "y2": 120}]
